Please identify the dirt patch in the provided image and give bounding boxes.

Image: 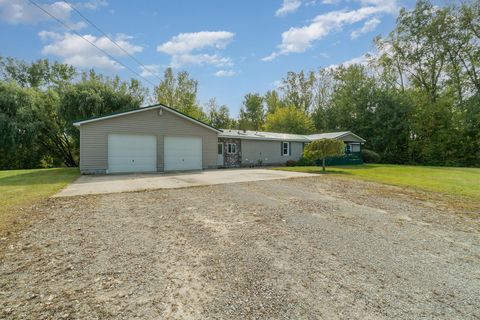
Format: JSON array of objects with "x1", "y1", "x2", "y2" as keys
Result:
[{"x1": 1, "y1": 177, "x2": 479, "y2": 319}]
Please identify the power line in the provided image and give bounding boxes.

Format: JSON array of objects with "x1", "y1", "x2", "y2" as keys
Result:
[
  {"x1": 61, "y1": 0, "x2": 163, "y2": 82},
  {"x1": 27, "y1": 0, "x2": 158, "y2": 87}
]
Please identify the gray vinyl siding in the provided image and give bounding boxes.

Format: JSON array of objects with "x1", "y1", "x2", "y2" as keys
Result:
[
  {"x1": 241, "y1": 140, "x2": 303, "y2": 165},
  {"x1": 79, "y1": 108, "x2": 217, "y2": 173}
]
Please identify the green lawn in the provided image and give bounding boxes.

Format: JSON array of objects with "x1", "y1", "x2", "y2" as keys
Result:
[
  {"x1": 0, "y1": 168, "x2": 79, "y2": 233},
  {"x1": 275, "y1": 164, "x2": 480, "y2": 200}
]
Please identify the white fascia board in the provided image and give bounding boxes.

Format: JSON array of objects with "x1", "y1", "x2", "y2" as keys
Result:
[
  {"x1": 219, "y1": 135, "x2": 309, "y2": 142},
  {"x1": 337, "y1": 131, "x2": 367, "y2": 142}
]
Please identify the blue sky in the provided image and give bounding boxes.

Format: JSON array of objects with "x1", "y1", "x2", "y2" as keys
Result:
[{"x1": 0, "y1": 0, "x2": 414, "y2": 117}]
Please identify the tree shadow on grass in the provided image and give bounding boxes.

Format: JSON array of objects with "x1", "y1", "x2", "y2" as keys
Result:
[
  {"x1": 291, "y1": 168, "x2": 354, "y2": 175},
  {"x1": 330, "y1": 164, "x2": 377, "y2": 170},
  {"x1": 324, "y1": 170, "x2": 354, "y2": 175},
  {"x1": 0, "y1": 168, "x2": 79, "y2": 186}
]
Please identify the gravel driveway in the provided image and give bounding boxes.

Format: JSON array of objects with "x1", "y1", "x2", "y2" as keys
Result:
[{"x1": 1, "y1": 176, "x2": 479, "y2": 319}]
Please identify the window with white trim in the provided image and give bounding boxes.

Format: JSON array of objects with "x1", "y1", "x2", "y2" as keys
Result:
[
  {"x1": 227, "y1": 143, "x2": 237, "y2": 154},
  {"x1": 282, "y1": 141, "x2": 290, "y2": 156},
  {"x1": 351, "y1": 143, "x2": 361, "y2": 152}
]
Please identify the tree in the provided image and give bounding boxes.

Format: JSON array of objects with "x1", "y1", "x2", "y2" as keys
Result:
[
  {"x1": 312, "y1": 68, "x2": 335, "y2": 131},
  {"x1": 154, "y1": 67, "x2": 206, "y2": 120},
  {"x1": 206, "y1": 97, "x2": 234, "y2": 129},
  {"x1": 238, "y1": 93, "x2": 264, "y2": 130},
  {"x1": 447, "y1": 1, "x2": 480, "y2": 94},
  {"x1": 0, "y1": 82, "x2": 45, "y2": 169},
  {"x1": 376, "y1": 0, "x2": 450, "y2": 103},
  {"x1": 280, "y1": 70, "x2": 316, "y2": 112},
  {"x1": 303, "y1": 139, "x2": 345, "y2": 171},
  {"x1": 264, "y1": 106, "x2": 315, "y2": 134},
  {"x1": 0, "y1": 57, "x2": 76, "y2": 88},
  {"x1": 369, "y1": 90, "x2": 414, "y2": 163},
  {"x1": 36, "y1": 89, "x2": 78, "y2": 167},
  {"x1": 264, "y1": 90, "x2": 285, "y2": 114},
  {"x1": 328, "y1": 65, "x2": 377, "y2": 136}
]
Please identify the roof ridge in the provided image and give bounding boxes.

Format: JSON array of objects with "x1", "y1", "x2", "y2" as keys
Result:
[{"x1": 73, "y1": 103, "x2": 221, "y2": 133}]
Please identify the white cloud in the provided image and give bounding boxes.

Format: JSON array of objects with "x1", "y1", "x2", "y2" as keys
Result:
[
  {"x1": 271, "y1": 80, "x2": 282, "y2": 88},
  {"x1": 264, "y1": 0, "x2": 398, "y2": 61},
  {"x1": 327, "y1": 52, "x2": 374, "y2": 69},
  {"x1": 214, "y1": 70, "x2": 236, "y2": 77},
  {"x1": 275, "y1": 0, "x2": 302, "y2": 17},
  {"x1": 0, "y1": 0, "x2": 107, "y2": 27},
  {"x1": 76, "y1": 0, "x2": 108, "y2": 10},
  {"x1": 171, "y1": 54, "x2": 232, "y2": 68},
  {"x1": 157, "y1": 31, "x2": 234, "y2": 55},
  {"x1": 322, "y1": 0, "x2": 340, "y2": 4},
  {"x1": 359, "y1": 0, "x2": 398, "y2": 13},
  {"x1": 0, "y1": 0, "x2": 72, "y2": 24},
  {"x1": 351, "y1": 17, "x2": 381, "y2": 39},
  {"x1": 305, "y1": 0, "x2": 318, "y2": 6},
  {"x1": 157, "y1": 31, "x2": 235, "y2": 68},
  {"x1": 39, "y1": 31, "x2": 143, "y2": 71},
  {"x1": 140, "y1": 64, "x2": 161, "y2": 77}
]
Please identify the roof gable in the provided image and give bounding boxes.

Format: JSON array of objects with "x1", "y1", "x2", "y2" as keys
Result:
[
  {"x1": 73, "y1": 103, "x2": 221, "y2": 133},
  {"x1": 307, "y1": 131, "x2": 366, "y2": 143}
]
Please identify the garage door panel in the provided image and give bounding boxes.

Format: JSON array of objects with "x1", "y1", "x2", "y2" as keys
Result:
[
  {"x1": 108, "y1": 134, "x2": 157, "y2": 173},
  {"x1": 164, "y1": 137, "x2": 202, "y2": 171}
]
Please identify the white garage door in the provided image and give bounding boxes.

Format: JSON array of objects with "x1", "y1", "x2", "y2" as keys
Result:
[
  {"x1": 108, "y1": 134, "x2": 157, "y2": 173},
  {"x1": 164, "y1": 137, "x2": 202, "y2": 171}
]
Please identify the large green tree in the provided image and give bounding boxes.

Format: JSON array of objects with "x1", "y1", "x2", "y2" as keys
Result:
[
  {"x1": 328, "y1": 65, "x2": 377, "y2": 136},
  {"x1": 205, "y1": 97, "x2": 235, "y2": 129},
  {"x1": 238, "y1": 93, "x2": 264, "y2": 131},
  {"x1": 376, "y1": 0, "x2": 450, "y2": 103},
  {"x1": 0, "y1": 82, "x2": 45, "y2": 169},
  {"x1": 264, "y1": 90, "x2": 286, "y2": 114},
  {"x1": 279, "y1": 70, "x2": 316, "y2": 113},
  {"x1": 154, "y1": 67, "x2": 206, "y2": 121},
  {"x1": 264, "y1": 106, "x2": 315, "y2": 134},
  {"x1": 0, "y1": 57, "x2": 149, "y2": 168},
  {"x1": 0, "y1": 57, "x2": 76, "y2": 88}
]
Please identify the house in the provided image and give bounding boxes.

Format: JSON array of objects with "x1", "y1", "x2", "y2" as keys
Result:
[
  {"x1": 74, "y1": 104, "x2": 366, "y2": 174},
  {"x1": 219, "y1": 130, "x2": 365, "y2": 167}
]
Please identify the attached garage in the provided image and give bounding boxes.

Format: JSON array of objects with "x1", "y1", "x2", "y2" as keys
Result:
[
  {"x1": 107, "y1": 134, "x2": 157, "y2": 173},
  {"x1": 164, "y1": 137, "x2": 202, "y2": 171},
  {"x1": 74, "y1": 104, "x2": 220, "y2": 174}
]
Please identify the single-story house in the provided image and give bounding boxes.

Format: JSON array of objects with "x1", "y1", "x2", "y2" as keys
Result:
[{"x1": 74, "y1": 104, "x2": 366, "y2": 174}]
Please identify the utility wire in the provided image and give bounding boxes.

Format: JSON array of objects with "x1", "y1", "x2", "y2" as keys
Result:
[
  {"x1": 61, "y1": 0, "x2": 163, "y2": 82},
  {"x1": 27, "y1": 0, "x2": 158, "y2": 87}
]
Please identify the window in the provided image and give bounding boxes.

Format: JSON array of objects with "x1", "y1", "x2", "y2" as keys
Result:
[
  {"x1": 345, "y1": 143, "x2": 360, "y2": 153},
  {"x1": 227, "y1": 143, "x2": 236, "y2": 154},
  {"x1": 345, "y1": 144, "x2": 351, "y2": 153},
  {"x1": 282, "y1": 141, "x2": 290, "y2": 156}
]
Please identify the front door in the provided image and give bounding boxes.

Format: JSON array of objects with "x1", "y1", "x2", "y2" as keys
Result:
[{"x1": 217, "y1": 142, "x2": 224, "y2": 166}]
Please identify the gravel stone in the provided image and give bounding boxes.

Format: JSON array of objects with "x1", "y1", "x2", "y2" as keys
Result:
[{"x1": 0, "y1": 176, "x2": 479, "y2": 319}]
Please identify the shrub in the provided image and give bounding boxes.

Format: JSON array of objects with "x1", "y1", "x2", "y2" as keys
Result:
[
  {"x1": 286, "y1": 160, "x2": 297, "y2": 166},
  {"x1": 297, "y1": 156, "x2": 315, "y2": 166},
  {"x1": 362, "y1": 149, "x2": 381, "y2": 163}
]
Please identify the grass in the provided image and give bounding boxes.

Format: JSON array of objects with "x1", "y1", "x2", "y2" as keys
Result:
[
  {"x1": 274, "y1": 164, "x2": 480, "y2": 200},
  {"x1": 0, "y1": 168, "x2": 79, "y2": 234}
]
